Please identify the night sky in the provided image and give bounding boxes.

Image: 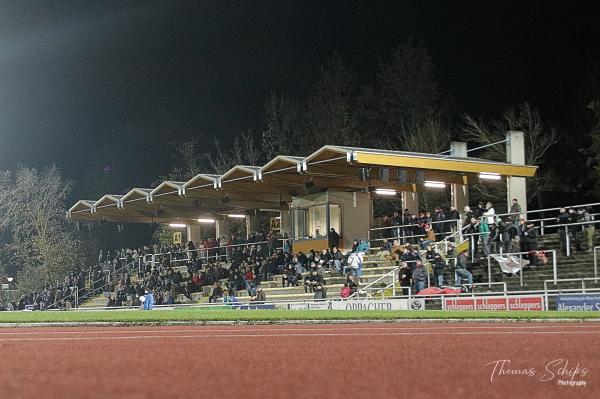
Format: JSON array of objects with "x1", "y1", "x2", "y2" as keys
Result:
[{"x1": 0, "y1": 1, "x2": 598, "y2": 201}]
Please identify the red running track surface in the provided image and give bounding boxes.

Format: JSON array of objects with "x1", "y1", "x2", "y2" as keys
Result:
[{"x1": 0, "y1": 322, "x2": 599, "y2": 399}]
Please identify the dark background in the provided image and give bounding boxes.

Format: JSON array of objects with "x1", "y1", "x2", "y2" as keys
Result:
[{"x1": 0, "y1": 0, "x2": 598, "y2": 201}]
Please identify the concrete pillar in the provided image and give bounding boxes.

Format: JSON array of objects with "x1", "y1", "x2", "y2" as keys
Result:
[
  {"x1": 402, "y1": 191, "x2": 419, "y2": 215},
  {"x1": 280, "y1": 210, "x2": 292, "y2": 237},
  {"x1": 506, "y1": 131, "x2": 527, "y2": 216},
  {"x1": 245, "y1": 215, "x2": 258, "y2": 239},
  {"x1": 186, "y1": 224, "x2": 202, "y2": 245},
  {"x1": 216, "y1": 219, "x2": 230, "y2": 239},
  {"x1": 450, "y1": 141, "x2": 469, "y2": 212}
]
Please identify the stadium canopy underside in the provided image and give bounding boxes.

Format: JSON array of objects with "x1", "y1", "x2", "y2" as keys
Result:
[{"x1": 67, "y1": 145, "x2": 537, "y2": 224}]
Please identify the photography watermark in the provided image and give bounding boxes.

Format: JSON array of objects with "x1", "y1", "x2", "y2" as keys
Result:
[{"x1": 484, "y1": 359, "x2": 589, "y2": 387}]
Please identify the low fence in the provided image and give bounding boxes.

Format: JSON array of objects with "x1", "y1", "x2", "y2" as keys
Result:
[{"x1": 60, "y1": 277, "x2": 600, "y2": 313}]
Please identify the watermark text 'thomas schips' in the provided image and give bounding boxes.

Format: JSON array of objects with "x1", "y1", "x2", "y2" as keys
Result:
[{"x1": 484, "y1": 359, "x2": 588, "y2": 386}]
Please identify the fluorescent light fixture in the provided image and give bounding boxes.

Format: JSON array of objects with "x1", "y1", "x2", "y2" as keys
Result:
[
  {"x1": 374, "y1": 188, "x2": 397, "y2": 196},
  {"x1": 197, "y1": 218, "x2": 215, "y2": 223},
  {"x1": 479, "y1": 172, "x2": 502, "y2": 180},
  {"x1": 424, "y1": 180, "x2": 446, "y2": 189},
  {"x1": 227, "y1": 214, "x2": 246, "y2": 218},
  {"x1": 169, "y1": 223, "x2": 187, "y2": 228},
  {"x1": 275, "y1": 216, "x2": 281, "y2": 220}
]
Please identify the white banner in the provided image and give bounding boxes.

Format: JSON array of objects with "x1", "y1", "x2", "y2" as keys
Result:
[
  {"x1": 331, "y1": 298, "x2": 425, "y2": 311},
  {"x1": 286, "y1": 298, "x2": 425, "y2": 311}
]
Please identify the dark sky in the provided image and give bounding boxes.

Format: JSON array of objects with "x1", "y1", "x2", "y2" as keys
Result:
[{"x1": 0, "y1": 1, "x2": 598, "y2": 201}]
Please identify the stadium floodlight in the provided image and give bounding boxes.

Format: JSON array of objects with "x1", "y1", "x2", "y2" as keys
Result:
[
  {"x1": 424, "y1": 180, "x2": 446, "y2": 189},
  {"x1": 227, "y1": 214, "x2": 246, "y2": 218},
  {"x1": 197, "y1": 218, "x2": 215, "y2": 223},
  {"x1": 479, "y1": 172, "x2": 502, "y2": 180},
  {"x1": 374, "y1": 188, "x2": 397, "y2": 196},
  {"x1": 169, "y1": 223, "x2": 187, "y2": 228}
]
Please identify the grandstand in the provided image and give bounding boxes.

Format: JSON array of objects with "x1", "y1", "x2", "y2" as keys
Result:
[{"x1": 47, "y1": 138, "x2": 598, "y2": 312}]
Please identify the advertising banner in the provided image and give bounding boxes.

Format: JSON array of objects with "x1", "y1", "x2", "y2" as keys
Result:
[
  {"x1": 555, "y1": 294, "x2": 600, "y2": 311},
  {"x1": 443, "y1": 296, "x2": 544, "y2": 311},
  {"x1": 330, "y1": 298, "x2": 425, "y2": 311},
  {"x1": 287, "y1": 299, "x2": 425, "y2": 311}
]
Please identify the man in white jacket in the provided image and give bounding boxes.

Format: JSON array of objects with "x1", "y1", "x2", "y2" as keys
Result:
[{"x1": 484, "y1": 202, "x2": 496, "y2": 224}]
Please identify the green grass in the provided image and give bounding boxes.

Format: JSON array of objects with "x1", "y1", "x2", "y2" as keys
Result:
[{"x1": 0, "y1": 309, "x2": 598, "y2": 324}]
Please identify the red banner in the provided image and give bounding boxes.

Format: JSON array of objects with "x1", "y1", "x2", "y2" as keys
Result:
[{"x1": 443, "y1": 296, "x2": 544, "y2": 311}]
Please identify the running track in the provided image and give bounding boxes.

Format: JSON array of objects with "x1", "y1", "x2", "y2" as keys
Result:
[{"x1": 0, "y1": 322, "x2": 598, "y2": 399}]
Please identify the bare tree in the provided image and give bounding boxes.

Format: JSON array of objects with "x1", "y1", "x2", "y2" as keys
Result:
[
  {"x1": 262, "y1": 92, "x2": 299, "y2": 159},
  {"x1": 462, "y1": 103, "x2": 559, "y2": 204},
  {"x1": 0, "y1": 166, "x2": 71, "y2": 240},
  {"x1": 208, "y1": 129, "x2": 263, "y2": 173},
  {"x1": 0, "y1": 166, "x2": 85, "y2": 292}
]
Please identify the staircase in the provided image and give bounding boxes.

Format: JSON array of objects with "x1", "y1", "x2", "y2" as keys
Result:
[{"x1": 465, "y1": 233, "x2": 600, "y2": 292}]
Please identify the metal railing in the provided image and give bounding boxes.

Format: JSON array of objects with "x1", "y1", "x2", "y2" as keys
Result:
[
  {"x1": 350, "y1": 266, "x2": 399, "y2": 299},
  {"x1": 141, "y1": 238, "x2": 291, "y2": 269},
  {"x1": 54, "y1": 281, "x2": 600, "y2": 313},
  {"x1": 369, "y1": 202, "x2": 600, "y2": 250},
  {"x1": 559, "y1": 219, "x2": 600, "y2": 257},
  {"x1": 543, "y1": 277, "x2": 600, "y2": 311},
  {"x1": 593, "y1": 246, "x2": 600, "y2": 282},
  {"x1": 43, "y1": 259, "x2": 133, "y2": 310},
  {"x1": 368, "y1": 219, "x2": 462, "y2": 245}
]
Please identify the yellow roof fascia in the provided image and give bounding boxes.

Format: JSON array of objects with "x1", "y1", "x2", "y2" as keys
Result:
[{"x1": 353, "y1": 152, "x2": 537, "y2": 177}]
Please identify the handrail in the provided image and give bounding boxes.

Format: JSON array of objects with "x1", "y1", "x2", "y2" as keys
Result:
[
  {"x1": 350, "y1": 266, "x2": 399, "y2": 299},
  {"x1": 44, "y1": 260, "x2": 132, "y2": 310},
  {"x1": 369, "y1": 218, "x2": 459, "y2": 232}
]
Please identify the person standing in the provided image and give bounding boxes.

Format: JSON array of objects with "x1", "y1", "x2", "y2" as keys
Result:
[
  {"x1": 398, "y1": 262, "x2": 412, "y2": 294},
  {"x1": 455, "y1": 250, "x2": 473, "y2": 287},
  {"x1": 446, "y1": 206, "x2": 460, "y2": 235},
  {"x1": 433, "y1": 206, "x2": 447, "y2": 239},
  {"x1": 522, "y1": 223, "x2": 539, "y2": 266},
  {"x1": 556, "y1": 208, "x2": 572, "y2": 255},
  {"x1": 413, "y1": 261, "x2": 427, "y2": 294},
  {"x1": 328, "y1": 228, "x2": 340, "y2": 249},
  {"x1": 510, "y1": 198, "x2": 522, "y2": 221},
  {"x1": 433, "y1": 254, "x2": 445, "y2": 287},
  {"x1": 581, "y1": 207, "x2": 595, "y2": 252}
]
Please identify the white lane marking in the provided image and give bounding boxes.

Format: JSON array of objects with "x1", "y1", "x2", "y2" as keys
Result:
[
  {"x1": 0, "y1": 324, "x2": 598, "y2": 336},
  {"x1": 0, "y1": 330, "x2": 599, "y2": 342}
]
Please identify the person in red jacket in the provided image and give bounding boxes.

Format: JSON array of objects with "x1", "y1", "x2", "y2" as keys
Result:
[
  {"x1": 340, "y1": 283, "x2": 351, "y2": 298},
  {"x1": 243, "y1": 266, "x2": 255, "y2": 296}
]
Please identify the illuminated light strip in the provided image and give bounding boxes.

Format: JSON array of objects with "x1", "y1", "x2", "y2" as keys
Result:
[
  {"x1": 424, "y1": 180, "x2": 446, "y2": 188},
  {"x1": 479, "y1": 172, "x2": 502, "y2": 180}
]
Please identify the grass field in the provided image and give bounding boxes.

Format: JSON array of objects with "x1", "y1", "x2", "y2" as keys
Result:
[{"x1": 0, "y1": 309, "x2": 598, "y2": 324}]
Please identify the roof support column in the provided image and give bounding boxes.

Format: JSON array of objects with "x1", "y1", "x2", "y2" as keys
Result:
[
  {"x1": 216, "y1": 219, "x2": 230, "y2": 240},
  {"x1": 401, "y1": 191, "x2": 419, "y2": 215},
  {"x1": 246, "y1": 214, "x2": 257, "y2": 240},
  {"x1": 506, "y1": 131, "x2": 527, "y2": 217},
  {"x1": 186, "y1": 224, "x2": 202, "y2": 246},
  {"x1": 450, "y1": 141, "x2": 469, "y2": 212},
  {"x1": 280, "y1": 210, "x2": 292, "y2": 237}
]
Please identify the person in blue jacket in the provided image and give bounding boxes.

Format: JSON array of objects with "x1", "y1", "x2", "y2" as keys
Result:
[{"x1": 142, "y1": 290, "x2": 154, "y2": 310}]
